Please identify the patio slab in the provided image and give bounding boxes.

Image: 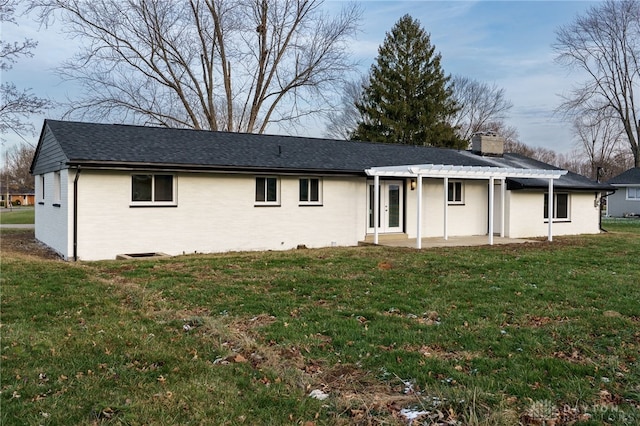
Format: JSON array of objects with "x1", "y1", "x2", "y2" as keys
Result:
[{"x1": 361, "y1": 234, "x2": 538, "y2": 249}]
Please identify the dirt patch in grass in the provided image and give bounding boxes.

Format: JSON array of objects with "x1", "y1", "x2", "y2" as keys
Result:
[
  {"x1": 0, "y1": 230, "x2": 61, "y2": 260},
  {"x1": 168, "y1": 308, "x2": 450, "y2": 423},
  {"x1": 524, "y1": 315, "x2": 570, "y2": 327}
]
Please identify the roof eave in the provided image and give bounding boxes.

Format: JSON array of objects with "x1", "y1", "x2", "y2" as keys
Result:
[{"x1": 65, "y1": 160, "x2": 367, "y2": 176}]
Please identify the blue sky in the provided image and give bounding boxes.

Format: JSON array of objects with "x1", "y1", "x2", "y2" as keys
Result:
[{"x1": 4, "y1": 0, "x2": 597, "y2": 155}]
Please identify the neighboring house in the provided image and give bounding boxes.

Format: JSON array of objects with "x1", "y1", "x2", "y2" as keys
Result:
[
  {"x1": 30, "y1": 120, "x2": 613, "y2": 261},
  {"x1": 1, "y1": 190, "x2": 35, "y2": 206},
  {"x1": 606, "y1": 168, "x2": 640, "y2": 217}
]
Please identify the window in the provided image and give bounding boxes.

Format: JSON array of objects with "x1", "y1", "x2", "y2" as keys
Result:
[
  {"x1": 131, "y1": 174, "x2": 175, "y2": 205},
  {"x1": 39, "y1": 175, "x2": 45, "y2": 203},
  {"x1": 626, "y1": 187, "x2": 640, "y2": 200},
  {"x1": 544, "y1": 193, "x2": 570, "y2": 220},
  {"x1": 448, "y1": 181, "x2": 464, "y2": 204},
  {"x1": 53, "y1": 171, "x2": 61, "y2": 205},
  {"x1": 255, "y1": 177, "x2": 279, "y2": 205},
  {"x1": 299, "y1": 178, "x2": 322, "y2": 205}
]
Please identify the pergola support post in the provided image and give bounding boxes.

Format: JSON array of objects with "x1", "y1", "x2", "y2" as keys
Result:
[
  {"x1": 500, "y1": 178, "x2": 506, "y2": 237},
  {"x1": 374, "y1": 175, "x2": 380, "y2": 245},
  {"x1": 488, "y1": 177, "x2": 494, "y2": 245},
  {"x1": 416, "y1": 176, "x2": 423, "y2": 249},
  {"x1": 548, "y1": 178, "x2": 554, "y2": 242},
  {"x1": 443, "y1": 177, "x2": 448, "y2": 240}
]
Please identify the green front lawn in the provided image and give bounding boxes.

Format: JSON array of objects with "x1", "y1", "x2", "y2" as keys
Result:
[
  {"x1": 0, "y1": 206, "x2": 35, "y2": 224},
  {"x1": 602, "y1": 217, "x2": 640, "y2": 234},
  {"x1": 2, "y1": 228, "x2": 639, "y2": 425}
]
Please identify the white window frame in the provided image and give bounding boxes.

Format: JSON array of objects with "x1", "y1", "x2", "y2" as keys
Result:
[
  {"x1": 447, "y1": 180, "x2": 464, "y2": 205},
  {"x1": 626, "y1": 186, "x2": 640, "y2": 201},
  {"x1": 255, "y1": 176, "x2": 280, "y2": 206},
  {"x1": 544, "y1": 192, "x2": 570, "y2": 221},
  {"x1": 299, "y1": 177, "x2": 322, "y2": 206},
  {"x1": 130, "y1": 174, "x2": 177, "y2": 207}
]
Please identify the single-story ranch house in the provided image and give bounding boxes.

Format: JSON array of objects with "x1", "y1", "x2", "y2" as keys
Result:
[
  {"x1": 606, "y1": 167, "x2": 640, "y2": 217},
  {"x1": 30, "y1": 120, "x2": 614, "y2": 261}
]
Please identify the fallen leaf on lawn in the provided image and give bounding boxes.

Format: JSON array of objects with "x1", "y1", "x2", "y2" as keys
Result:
[
  {"x1": 233, "y1": 354, "x2": 248, "y2": 363},
  {"x1": 377, "y1": 261, "x2": 393, "y2": 270}
]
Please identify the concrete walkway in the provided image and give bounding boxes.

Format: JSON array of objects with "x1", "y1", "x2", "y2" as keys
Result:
[{"x1": 0, "y1": 224, "x2": 35, "y2": 229}]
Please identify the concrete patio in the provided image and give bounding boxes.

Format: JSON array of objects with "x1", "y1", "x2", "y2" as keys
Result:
[{"x1": 361, "y1": 234, "x2": 538, "y2": 249}]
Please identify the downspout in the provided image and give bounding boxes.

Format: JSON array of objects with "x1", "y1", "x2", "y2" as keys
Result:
[
  {"x1": 595, "y1": 167, "x2": 614, "y2": 233},
  {"x1": 73, "y1": 167, "x2": 81, "y2": 261},
  {"x1": 599, "y1": 190, "x2": 616, "y2": 232}
]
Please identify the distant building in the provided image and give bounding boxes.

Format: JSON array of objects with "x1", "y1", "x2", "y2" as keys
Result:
[{"x1": 606, "y1": 168, "x2": 640, "y2": 217}]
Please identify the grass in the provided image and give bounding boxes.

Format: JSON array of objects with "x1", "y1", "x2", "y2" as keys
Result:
[
  {"x1": 602, "y1": 216, "x2": 640, "y2": 234},
  {"x1": 0, "y1": 206, "x2": 35, "y2": 224},
  {"x1": 1, "y1": 224, "x2": 639, "y2": 425}
]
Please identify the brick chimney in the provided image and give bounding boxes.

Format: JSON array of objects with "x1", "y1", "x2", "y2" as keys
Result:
[{"x1": 471, "y1": 132, "x2": 504, "y2": 156}]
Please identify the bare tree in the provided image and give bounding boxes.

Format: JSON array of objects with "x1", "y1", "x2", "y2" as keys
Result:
[
  {"x1": 323, "y1": 75, "x2": 366, "y2": 140},
  {"x1": 29, "y1": 0, "x2": 361, "y2": 134},
  {"x1": 571, "y1": 110, "x2": 626, "y2": 180},
  {"x1": 554, "y1": 0, "x2": 640, "y2": 167},
  {"x1": 1, "y1": 144, "x2": 35, "y2": 207},
  {"x1": 0, "y1": 0, "x2": 52, "y2": 139},
  {"x1": 450, "y1": 75, "x2": 513, "y2": 142}
]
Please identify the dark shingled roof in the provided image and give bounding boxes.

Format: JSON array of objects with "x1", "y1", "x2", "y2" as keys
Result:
[
  {"x1": 34, "y1": 120, "x2": 612, "y2": 191},
  {"x1": 607, "y1": 168, "x2": 640, "y2": 185}
]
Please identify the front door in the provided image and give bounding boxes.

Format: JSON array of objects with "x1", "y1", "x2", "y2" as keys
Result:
[{"x1": 368, "y1": 180, "x2": 404, "y2": 233}]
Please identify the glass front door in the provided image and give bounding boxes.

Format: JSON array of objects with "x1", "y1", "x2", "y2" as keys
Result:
[{"x1": 368, "y1": 180, "x2": 403, "y2": 233}]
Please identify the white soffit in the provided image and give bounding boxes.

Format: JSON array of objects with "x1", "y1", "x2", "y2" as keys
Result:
[{"x1": 365, "y1": 164, "x2": 568, "y2": 179}]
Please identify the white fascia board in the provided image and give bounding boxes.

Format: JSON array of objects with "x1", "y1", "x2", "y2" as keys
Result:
[
  {"x1": 365, "y1": 166, "x2": 415, "y2": 177},
  {"x1": 365, "y1": 164, "x2": 567, "y2": 180}
]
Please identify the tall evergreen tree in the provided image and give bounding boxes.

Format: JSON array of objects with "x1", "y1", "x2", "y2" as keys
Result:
[{"x1": 353, "y1": 15, "x2": 463, "y2": 148}]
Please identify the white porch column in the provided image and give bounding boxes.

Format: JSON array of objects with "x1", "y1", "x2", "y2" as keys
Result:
[
  {"x1": 500, "y1": 178, "x2": 506, "y2": 237},
  {"x1": 548, "y1": 178, "x2": 554, "y2": 242},
  {"x1": 416, "y1": 176, "x2": 423, "y2": 249},
  {"x1": 443, "y1": 177, "x2": 448, "y2": 240},
  {"x1": 374, "y1": 175, "x2": 380, "y2": 245},
  {"x1": 488, "y1": 177, "x2": 494, "y2": 245}
]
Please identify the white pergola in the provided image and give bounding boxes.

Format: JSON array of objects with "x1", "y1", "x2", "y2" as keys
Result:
[{"x1": 365, "y1": 164, "x2": 568, "y2": 248}]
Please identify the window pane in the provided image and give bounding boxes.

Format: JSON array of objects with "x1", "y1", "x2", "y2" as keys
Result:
[
  {"x1": 256, "y1": 177, "x2": 266, "y2": 202},
  {"x1": 154, "y1": 175, "x2": 173, "y2": 201},
  {"x1": 266, "y1": 178, "x2": 277, "y2": 202},
  {"x1": 54, "y1": 172, "x2": 61, "y2": 203},
  {"x1": 448, "y1": 182, "x2": 462, "y2": 202},
  {"x1": 132, "y1": 175, "x2": 152, "y2": 201},
  {"x1": 388, "y1": 185, "x2": 400, "y2": 228},
  {"x1": 369, "y1": 185, "x2": 375, "y2": 227},
  {"x1": 299, "y1": 179, "x2": 309, "y2": 202},
  {"x1": 556, "y1": 194, "x2": 568, "y2": 219},
  {"x1": 310, "y1": 179, "x2": 319, "y2": 202},
  {"x1": 543, "y1": 193, "x2": 549, "y2": 219}
]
